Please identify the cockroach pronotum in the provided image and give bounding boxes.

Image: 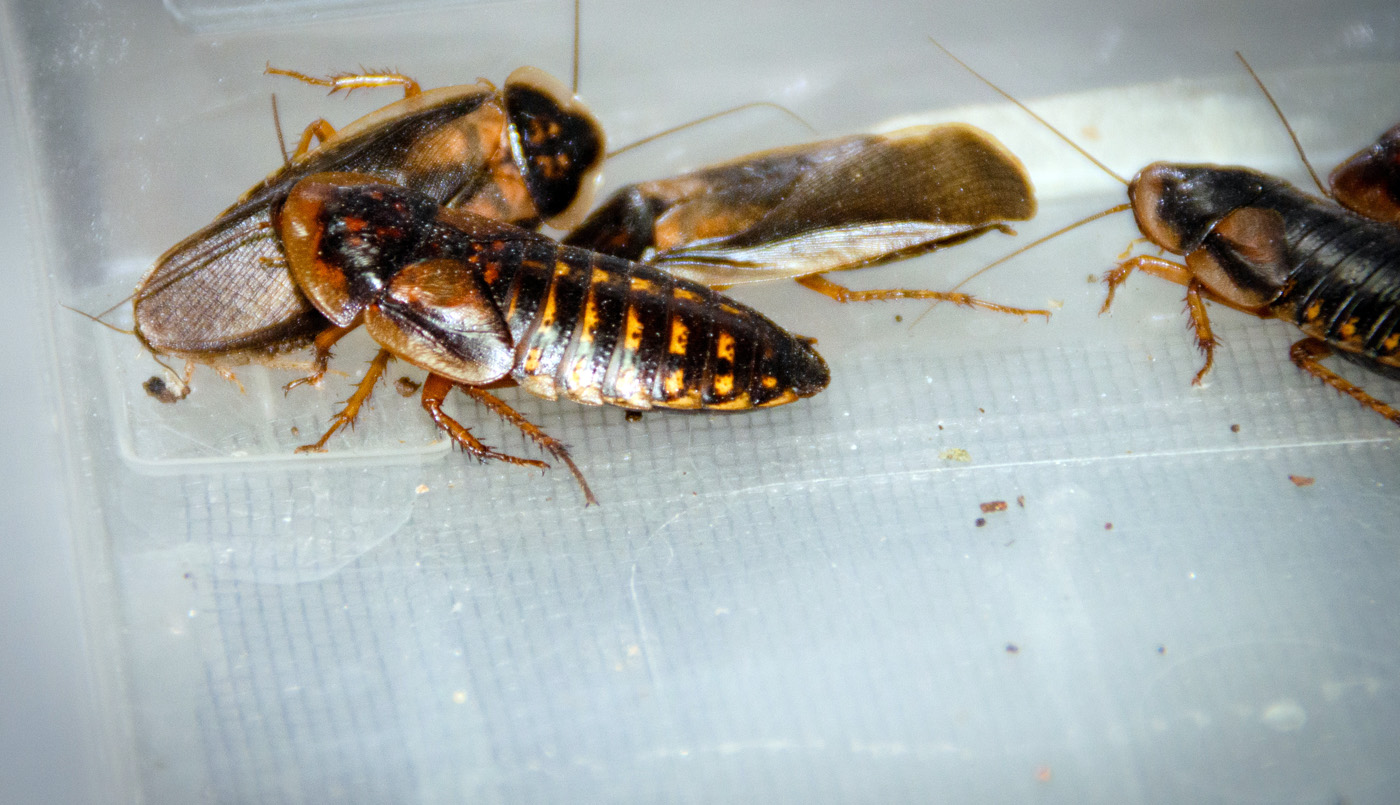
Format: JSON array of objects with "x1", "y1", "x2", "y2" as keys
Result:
[
  {"x1": 936, "y1": 42, "x2": 1400, "y2": 426},
  {"x1": 129, "y1": 65, "x2": 605, "y2": 401},
  {"x1": 562, "y1": 124, "x2": 1048, "y2": 318},
  {"x1": 276, "y1": 172, "x2": 831, "y2": 504}
]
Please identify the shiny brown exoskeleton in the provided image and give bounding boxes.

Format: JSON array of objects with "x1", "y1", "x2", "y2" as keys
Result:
[
  {"x1": 1330, "y1": 123, "x2": 1400, "y2": 227},
  {"x1": 563, "y1": 125, "x2": 1047, "y2": 317},
  {"x1": 132, "y1": 67, "x2": 604, "y2": 395},
  {"x1": 277, "y1": 173, "x2": 831, "y2": 503}
]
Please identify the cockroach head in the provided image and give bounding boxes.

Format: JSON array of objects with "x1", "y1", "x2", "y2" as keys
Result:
[{"x1": 1129, "y1": 163, "x2": 1269, "y2": 254}]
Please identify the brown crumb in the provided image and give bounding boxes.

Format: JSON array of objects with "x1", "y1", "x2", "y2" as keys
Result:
[
  {"x1": 980, "y1": 500, "x2": 1008, "y2": 513},
  {"x1": 1016, "y1": 495, "x2": 1025, "y2": 508},
  {"x1": 290, "y1": 426, "x2": 300, "y2": 437},
  {"x1": 975, "y1": 518, "x2": 987, "y2": 527},
  {"x1": 894, "y1": 314, "x2": 903, "y2": 323},
  {"x1": 1104, "y1": 522, "x2": 1114, "y2": 530},
  {"x1": 395, "y1": 377, "x2": 421, "y2": 397},
  {"x1": 1230, "y1": 423, "x2": 1240, "y2": 433},
  {"x1": 1289, "y1": 474, "x2": 1315, "y2": 487}
]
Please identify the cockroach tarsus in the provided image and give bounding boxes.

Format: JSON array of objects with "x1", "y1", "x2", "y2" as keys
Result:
[{"x1": 275, "y1": 173, "x2": 830, "y2": 504}]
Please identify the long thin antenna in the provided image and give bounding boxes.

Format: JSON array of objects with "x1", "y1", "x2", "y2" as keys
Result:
[
  {"x1": 63, "y1": 304, "x2": 136, "y2": 335},
  {"x1": 929, "y1": 37, "x2": 1128, "y2": 187},
  {"x1": 571, "y1": 0, "x2": 580, "y2": 96},
  {"x1": 271, "y1": 93, "x2": 290, "y2": 165},
  {"x1": 607, "y1": 102, "x2": 815, "y2": 160},
  {"x1": 1235, "y1": 51, "x2": 1327, "y2": 196}
]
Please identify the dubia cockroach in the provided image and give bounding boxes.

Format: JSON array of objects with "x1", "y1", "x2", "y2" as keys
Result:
[
  {"x1": 276, "y1": 172, "x2": 831, "y2": 504},
  {"x1": 937, "y1": 42, "x2": 1400, "y2": 425},
  {"x1": 131, "y1": 65, "x2": 604, "y2": 400},
  {"x1": 562, "y1": 125, "x2": 1048, "y2": 317}
]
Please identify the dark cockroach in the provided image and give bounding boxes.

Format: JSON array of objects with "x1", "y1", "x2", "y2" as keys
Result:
[
  {"x1": 276, "y1": 172, "x2": 831, "y2": 504},
  {"x1": 562, "y1": 125, "x2": 1048, "y2": 317},
  {"x1": 936, "y1": 42, "x2": 1400, "y2": 425},
  {"x1": 130, "y1": 65, "x2": 605, "y2": 399}
]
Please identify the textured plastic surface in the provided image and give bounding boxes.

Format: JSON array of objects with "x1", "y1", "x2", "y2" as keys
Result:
[{"x1": 4, "y1": 0, "x2": 1400, "y2": 802}]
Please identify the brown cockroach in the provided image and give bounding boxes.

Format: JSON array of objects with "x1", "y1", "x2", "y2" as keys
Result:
[
  {"x1": 130, "y1": 65, "x2": 605, "y2": 400},
  {"x1": 276, "y1": 172, "x2": 832, "y2": 504},
  {"x1": 562, "y1": 124, "x2": 1048, "y2": 318},
  {"x1": 937, "y1": 42, "x2": 1400, "y2": 426}
]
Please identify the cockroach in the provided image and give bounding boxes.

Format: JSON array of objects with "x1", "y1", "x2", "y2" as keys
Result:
[
  {"x1": 276, "y1": 172, "x2": 831, "y2": 504},
  {"x1": 936, "y1": 42, "x2": 1400, "y2": 426},
  {"x1": 130, "y1": 64, "x2": 605, "y2": 400},
  {"x1": 562, "y1": 125, "x2": 1048, "y2": 317}
]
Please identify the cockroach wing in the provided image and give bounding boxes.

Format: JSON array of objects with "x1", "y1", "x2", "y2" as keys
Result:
[
  {"x1": 133, "y1": 203, "x2": 322, "y2": 360},
  {"x1": 1330, "y1": 123, "x2": 1400, "y2": 227},
  {"x1": 597, "y1": 124, "x2": 1033, "y2": 287},
  {"x1": 364, "y1": 258, "x2": 515, "y2": 385}
]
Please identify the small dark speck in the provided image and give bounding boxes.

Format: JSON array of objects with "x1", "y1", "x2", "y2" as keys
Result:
[
  {"x1": 978, "y1": 407, "x2": 985, "y2": 414},
  {"x1": 894, "y1": 314, "x2": 903, "y2": 323},
  {"x1": 1016, "y1": 495, "x2": 1025, "y2": 508},
  {"x1": 183, "y1": 573, "x2": 192, "y2": 580},
  {"x1": 975, "y1": 517, "x2": 987, "y2": 527},
  {"x1": 1230, "y1": 423, "x2": 1240, "y2": 433},
  {"x1": 1157, "y1": 645, "x2": 1166, "y2": 655},
  {"x1": 938, "y1": 424, "x2": 944, "y2": 430},
  {"x1": 1005, "y1": 643, "x2": 1019, "y2": 654},
  {"x1": 290, "y1": 426, "x2": 300, "y2": 437},
  {"x1": 625, "y1": 411, "x2": 643, "y2": 422},
  {"x1": 1105, "y1": 522, "x2": 1114, "y2": 530}
]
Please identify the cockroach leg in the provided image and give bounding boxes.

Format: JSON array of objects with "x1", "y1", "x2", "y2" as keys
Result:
[
  {"x1": 296, "y1": 348, "x2": 392, "y2": 453},
  {"x1": 794, "y1": 274, "x2": 1050, "y2": 319},
  {"x1": 418, "y1": 374, "x2": 553, "y2": 473},
  {"x1": 292, "y1": 119, "x2": 338, "y2": 161},
  {"x1": 284, "y1": 324, "x2": 358, "y2": 393},
  {"x1": 265, "y1": 66, "x2": 421, "y2": 99},
  {"x1": 1183, "y1": 280, "x2": 1219, "y2": 385},
  {"x1": 1289, "y1": 339, "x2": 1400, "y2": 426},
  {"x1": 1100, "y1": 255, "x2": 1196, "y2": 313},
  {"x1": 458, "y1": 385, "x2": 598, "y2": 506}
]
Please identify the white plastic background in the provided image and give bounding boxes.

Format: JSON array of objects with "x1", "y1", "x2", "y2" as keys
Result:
[{"x1": 2, "y1": 0, "x2": 1399, "y2": 802}]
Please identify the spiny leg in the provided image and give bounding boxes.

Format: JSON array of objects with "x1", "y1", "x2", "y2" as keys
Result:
[
  {"x1": 296, "y1": 348, "x2": 392, "y2": 453},
  {"x1": 1289, "y1": 339, "x2": 1400, "y2": 426},
  {"x1": 1183, "y1": 280, "x2": 1219, "y2": 385},
  {"x1": 419, "y1": 374, "x2": 553, "y2": 474},
  {"x1": 284, "y1": 324, "x2": 358, "y2": 393},
  {"x1": 458, "y1": 385, "x2": 598, "y2": 506},
  {"x1": 292, "y1": 119, "x2": 337, "y2": 160},
  {"x1": 795, "y1": 273, "x2": 1050, "y2": 319},
  {"x1": 265, "y1": 66, "x2": 421, "y2": 98}
]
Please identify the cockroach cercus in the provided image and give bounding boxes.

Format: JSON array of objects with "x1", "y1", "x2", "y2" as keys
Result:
[
  {"x1": 277, "y1": 173, "x2": 831, "y2": 504},
  {"x1": 128, "y1": 64, "x2": 605, "y2": 402},
  {"x1": 563, "y1": 125, "x2": 1049, "y2": 318},
  {"x1": 935, "y1": 42, "x2": 1400, "y2": 426}
]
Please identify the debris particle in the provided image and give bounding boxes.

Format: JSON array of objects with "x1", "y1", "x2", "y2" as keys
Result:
[
  {"x1": 980, "y1": 500, "x2": 1008, "y2": 513},
  {"x1": 290, "y1": 426, "x2": 300, "y2": 437},
  {"x1": 142, "y1": 375, "x2": 183, "y2": 404},
  {"x1": 415, "y1": 484, "x2": 429, "y2": 494},
  {"x1": 1035, "y1": 764, "x2": 1052, "y2": 782},
  {"x1": 1005, "y1": 643, "x2": 1019, "y2": 654},
  {"x1": 1104, "y1": 522, "x2": 1114, "y2": 530},
  {"x1": 1230, "y1": 423, "x2": 1240, "y2": 433},
  {"x1": 894, "y1": 314, "x2": 903, "y2": 323},
  {"x1": 938, "y1": 448, "x2": 972, "y2": 462},
  {"x1": 975, "y1": 518, "x2": 987, "y2": 527},
  {"x1": 1016, "y1": 495, "x2": 1025, "y2": 508},
  {"x1": 1157, "y1": 645, "x2": 1166, "y2": 655},
  {"x1": 1289, "y1": 474, "x2": 1315, "y2": 487},
  {"x1": 395, "y1": 376, "x2": 421, "y2": 397}
]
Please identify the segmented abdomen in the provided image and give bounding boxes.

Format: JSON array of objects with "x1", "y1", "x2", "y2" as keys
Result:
[
  {"x1": 1272, "y1": 194, "x2": 1400, "y2": 365},
  {"x1": 466, "y1": 237, "x2": 829, "y2": 410}
]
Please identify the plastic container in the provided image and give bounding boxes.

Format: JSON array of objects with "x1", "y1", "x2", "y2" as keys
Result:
[{"x1": 3, "y1": 0, "x2": 1399, "y2": 801}]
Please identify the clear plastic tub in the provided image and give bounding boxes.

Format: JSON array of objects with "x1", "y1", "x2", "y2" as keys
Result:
[{"x1": 4, "y1": 0, "x2": 1400, "y2": 801}]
